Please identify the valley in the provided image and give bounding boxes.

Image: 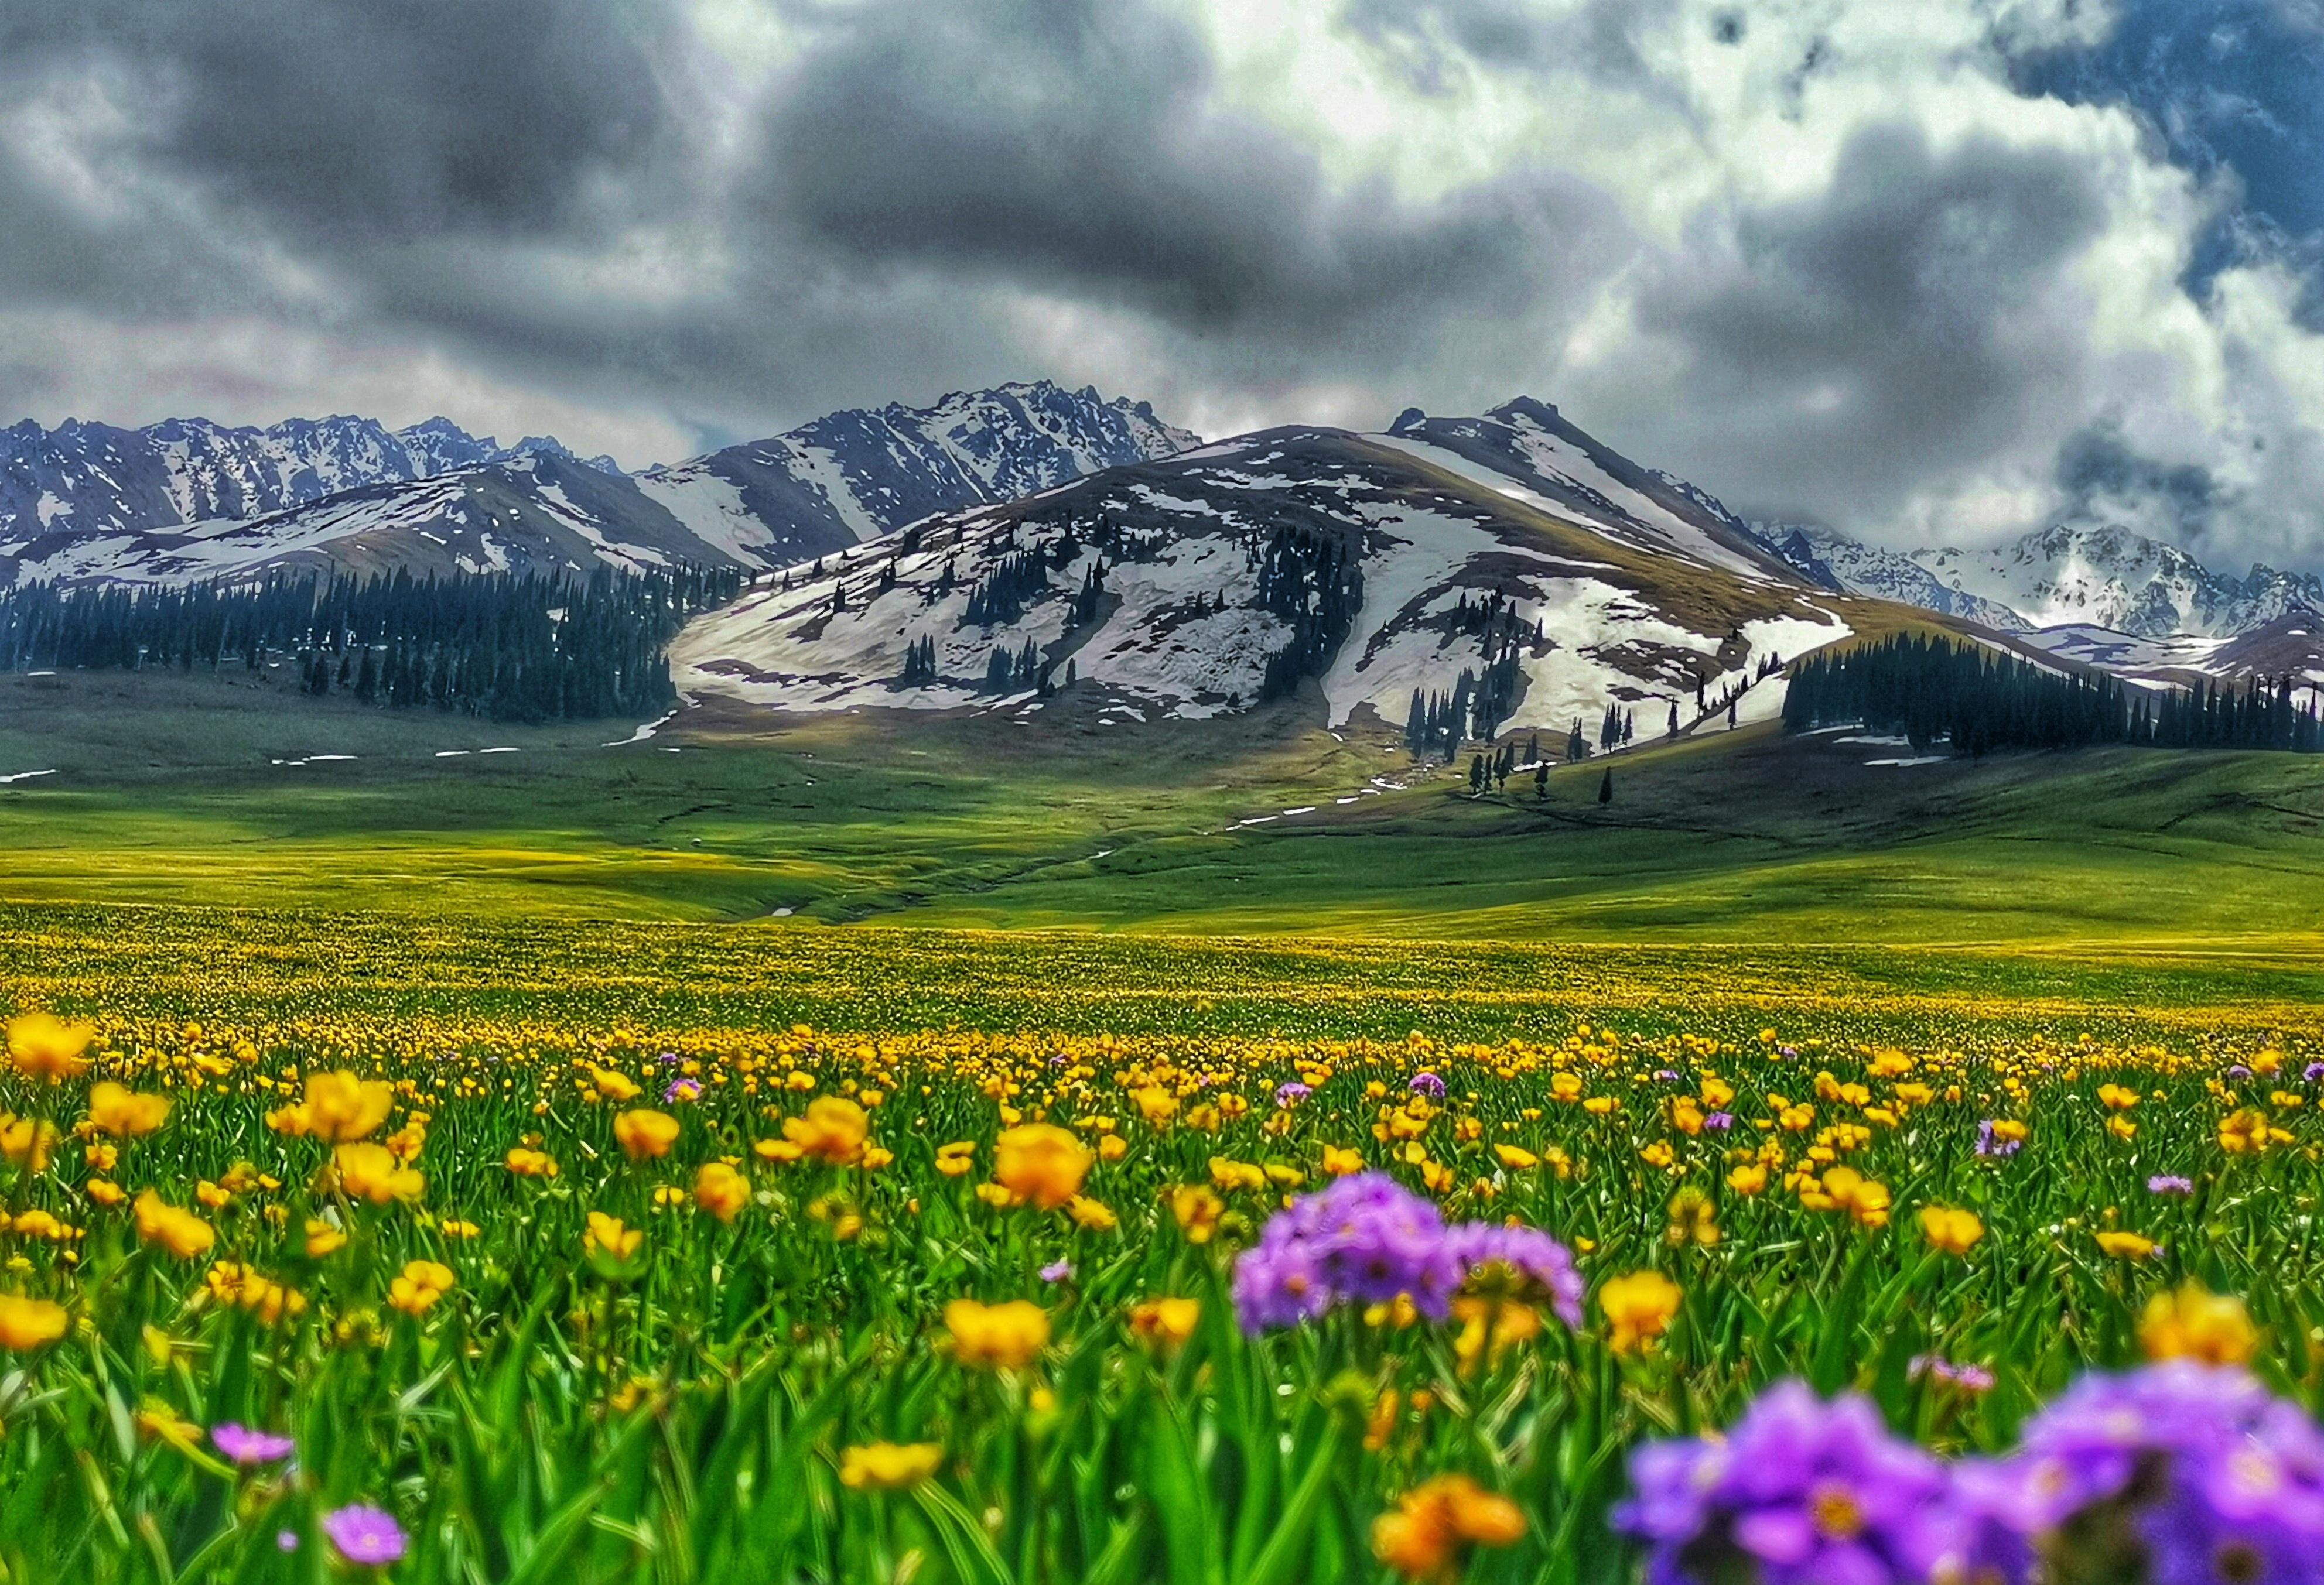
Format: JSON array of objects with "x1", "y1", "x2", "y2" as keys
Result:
[{"x1": 5, "y1": 662, "x2": 2321, "y2": 952}]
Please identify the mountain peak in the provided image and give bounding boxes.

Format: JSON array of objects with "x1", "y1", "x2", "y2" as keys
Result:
[{"x1": 1485, "y1": 395, "x2": 1563, "y2": 430}]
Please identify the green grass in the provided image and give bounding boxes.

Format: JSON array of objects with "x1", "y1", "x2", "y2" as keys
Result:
[{"x1": 6, "y1": 667, "x2": 2324, "y2": 951}]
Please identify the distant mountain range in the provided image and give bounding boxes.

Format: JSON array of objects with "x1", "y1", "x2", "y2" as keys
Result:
[
  {"x1": 1768, "y1": 521, "x2": 2323, "y2": 640},
  {"x1": 0, "y1": 383, "x2": 1197, "y2": 588},
  {"x1": 0, "y1": 414, "x2": 619, "y2": 542},
  {"x1": 8, "y1": 382, "x2": 2320, "y2": 734}
]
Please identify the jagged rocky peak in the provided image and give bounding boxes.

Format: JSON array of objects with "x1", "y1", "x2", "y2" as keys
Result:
[
  {"x1": 2, "y1": 382, "x2": 1199, "y2": 591},
  {"x1": 0, "y1": 410, "x2": 620, "y2": 549}
]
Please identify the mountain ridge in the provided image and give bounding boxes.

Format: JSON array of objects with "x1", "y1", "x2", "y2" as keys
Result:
[
  {"x1": 0, "y1": 381, "x2": 1200, "y2": 590},
  {"x1": 1768, "y1": 519, "x2": 2323, "y2": 639},
  {"x1": 0, "y1": 413, "x2": 617, "y2": 549}
]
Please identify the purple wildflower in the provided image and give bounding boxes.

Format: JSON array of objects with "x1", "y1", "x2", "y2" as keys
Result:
[
  {"x1": 2227, "y1": 1064, "x2": 2253, "y2": 1080},
  {"x1": 2306, "y1": 1062, "x2": 2324, "y2": 1083},
  {"x1": 322, "y1": 1505, "x2": 407, "y2": 1567},
  {"x1": 1654, "y1": 1069, "x2": 1682, "y2": 1083},
  {"x1": 655, "y1": 1050, "x2": 680, "y2": 1066},
  {"x1": 276, "y1": 1530, "x2": 299, "y2": 1553},
  {"x1": 1038, "y1": 1258, "x2": 1073, "y2": 1283},
  {"x1": 1232, "y1": 1174, "x2": 1586, "y2": 1334},
  {"x1": 2003, "y1": 1361, "x2": 2324, "y2": 1576},
  {"x1": 1445, "y1": 1222, "x2": 1585, "y2": 1328},
  {"x1": 1274, "y1": 1081, "x2": 1312, "y2": 1108},
  {"x1": 1232, "y1": 1173, "x2": 1462, "y2": 1330},
  {"x1": 2147, "y1": 1175, "x2": 2195, "y2": 1196},
  {"x1": 1703, "y1": 1111, "x2": 1735, "y2": 1132},
  {"x1": 1408, "y1": 1072, "x2": 1445, "y2": 1100},
  {"x1": 1778, "y1": 1044, "x2": 1800, "y2": 1058},
  {"x1": 1908, "y1": 1356, "x2": 1996, "y2": 1394},
  {"x1": 662, "y1": 1077, "x2": 702, "y2": 1103},
  {"x1": 1616, "y1": 1382, "x2": 1962, "y2": 1585},
  {"x1": 210, "y1": 1423, "x2": 295, "y2": 1466},
  {"x1": 1975, "y1": 1121, "x2": 2021, "y2": 1159}
]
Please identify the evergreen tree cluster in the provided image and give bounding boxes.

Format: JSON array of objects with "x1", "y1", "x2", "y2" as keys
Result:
[
  {"x1": 961, "y1": 549, "x2": 1050, "y2": 627},
  {"x1": 1404, "y1": 662, "x2": 1506, "y2": 762},
  {"x1": 0, "y1": 564, "x2": 739, "y2": 723},
  {"x1": 982, "y1": 636, "x2": 1045, "y2": 694},
  {"x1": 1466, "y1": 742, "x2": 1520, "y2": 794},
  {"x1": 1252, "y1": 522, "x2": 1363, "y2": 701},
  {"x1": 1068, "y1": 562, "x2": 1107, "y2": 629},
  {"x1": 1783, "y1": 634, "x2": 2324, "y2": 756},
  {"x1": 1598, "y1": 703, "x2": 1636, "y2": 751},
  {"x1": 898, "y1": 635, "x2": 941, "y2": 686}
]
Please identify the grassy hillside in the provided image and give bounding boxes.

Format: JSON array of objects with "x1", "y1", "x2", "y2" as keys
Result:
[{"x1": 4, "y1": 666, "x2": 2323, "y2": 947}]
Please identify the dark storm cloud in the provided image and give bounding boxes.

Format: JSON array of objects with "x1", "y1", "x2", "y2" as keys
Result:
[
  {"x1": 2055, "y1": 422, "x2": 2229, "y2": 545},
  {"x1": 756, "y1": 0, "x2": 1625, "y2": 355},
  {"x1": 1621, "y1": 122, "x2": 2110, "y2": 516},
  {"x1": 0, "y1": 139, "x2": 265, "y2": 319},
  {"x1": 0, "y1": 0, "x2": 677, "y2": 244}
]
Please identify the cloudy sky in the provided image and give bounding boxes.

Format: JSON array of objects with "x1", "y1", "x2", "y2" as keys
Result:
[{"x1": 4, "y1": 0, "x2": 2324, "y2": 569}]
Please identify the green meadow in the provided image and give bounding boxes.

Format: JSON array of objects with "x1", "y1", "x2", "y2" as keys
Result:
[{"x1": 4, "y1": 667, "x2": 2323, "y2": 954}]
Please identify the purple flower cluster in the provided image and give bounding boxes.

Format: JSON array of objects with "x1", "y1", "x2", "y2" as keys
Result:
[
  {"x1": 1407, "y1": 1071, "x2": 1445, "y2": 1100},
  {"x1": 1273, "y1": 1080, "x2": 1312, "y2": 1108},
  {"x1": 1231, "y1": 1173, "x2": 1582, "y2": 1333},
  {"x1": 2004, "y1": 1363, "x2": 2324, "y2": 1581},
  {"x1": 1974, "y1": 1120, "x2": 2022, "y2": 1159},
  {"x1": 1445, "y1": 1221, "x2": 1585, "y2": 1327},
  {"x1": 2147, "y1": 1174, "x2": 2195, "y2": 1196},
  {"x1": 1621, "y1": 1364, "x2": 2324, "y2": 1584},
  {"x1": 1619, "y1": 1384, "x2": 1961, "y2": 1585}
]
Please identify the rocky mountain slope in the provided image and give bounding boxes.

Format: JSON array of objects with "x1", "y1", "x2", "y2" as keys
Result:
[
  {"x1": 1772, "y1": 521, "x2": 2323, "y2": 638},
  {"x1": 672, "y1": 399, "x2": 1859, "y2": 741},
  {"x1": 0, "y1": 383, "x2": 1197, "y2": 589}
]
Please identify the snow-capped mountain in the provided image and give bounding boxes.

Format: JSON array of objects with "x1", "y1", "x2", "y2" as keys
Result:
[
  {"x1": 673, "y1": 399, "x2": 1858, "y2": 738},
  {"x1": 628, "y1": 382, "x2": 1199, "y2": 570},
  {"x1": 1761, "y1": 524, "x2": 2034, "y2": 632},
  {"x1": 0, "y1": 382, "x2": 1198, "y2": 589},
  {"x1": 1771, "y1": 522, "x2": 2323, "y2": 639},
  {"x1": 0, "y1": 413, "x2": 615, "y2": 550}
]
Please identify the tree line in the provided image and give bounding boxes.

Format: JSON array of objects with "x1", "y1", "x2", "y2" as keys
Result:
[
  {"x1": 0, "y1": 563, "x2": 743, "y2": 723},
  {"x1": 1782, "y1": 632, "x2": 2323, "y2": 755}
]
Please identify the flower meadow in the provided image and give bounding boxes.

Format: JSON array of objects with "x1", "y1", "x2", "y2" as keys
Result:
[{"x1": 2, "y1": 932, "x2": 2324, "y2": 1583}]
